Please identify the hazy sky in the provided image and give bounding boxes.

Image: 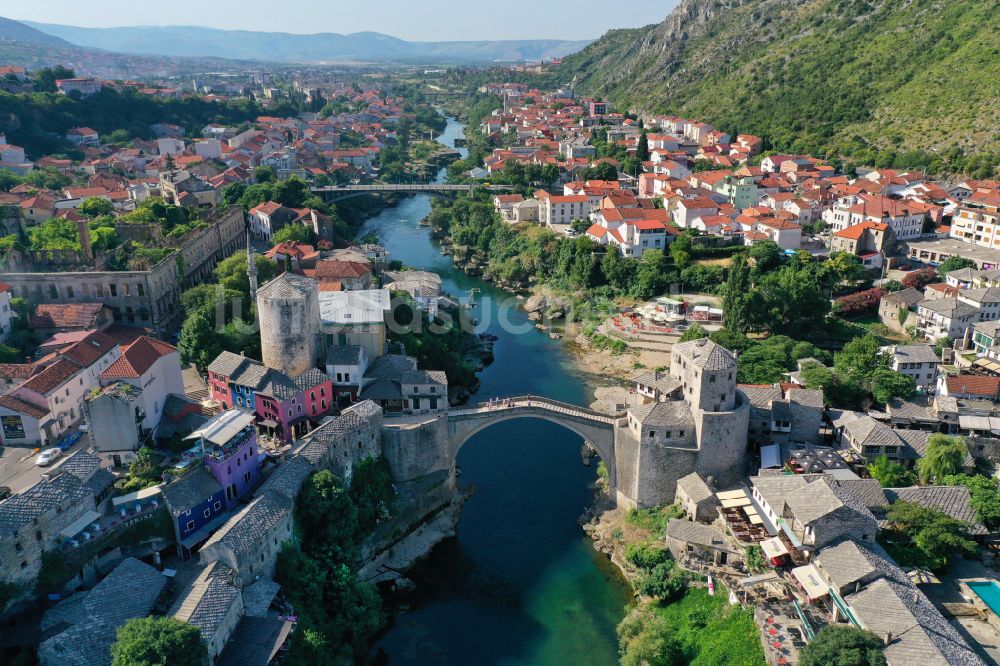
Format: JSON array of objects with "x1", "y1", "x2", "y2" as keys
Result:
[{"x1": 7, "y1": 1, "x2": 675, "y2": 41}]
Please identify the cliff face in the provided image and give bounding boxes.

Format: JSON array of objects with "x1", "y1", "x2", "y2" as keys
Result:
[{"x1": 559, "y1": 0, "x2": 1000, "y2": 164}]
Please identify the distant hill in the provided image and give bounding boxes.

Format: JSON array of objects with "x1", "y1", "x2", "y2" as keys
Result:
[
  {"x1": 557, "y1": 0, "x2": 1000, "y2": 170},
  {"x1": 0, "y1": 17, "x2": 269, "y2": 79},
  {"x1": 0, "y1": 16, "x2": 72, "y2": 48},
  {"x1": 23, "y1": 21, "x2": 592, "y2": 64}
]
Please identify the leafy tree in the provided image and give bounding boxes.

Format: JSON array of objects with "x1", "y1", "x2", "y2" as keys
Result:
[
  {"x1": 823, "y1": 252, "x2": 866, "y2": 286},
  {"x1": 272, "y1": 224, "x2": 315, "y2": 245},
  {"x1": 178, "y1": 312, "x2": 223, "y2": 371},
  {"x1": 757, "y1": 266, "x2": 830, "y2": 335},
  {"x1": 835, "y1": 334, "x2": 890, "y2": 385},
  {"x1": 744, "y1": 545, "x2": 767, "y2": 573},
  {"x1": 214, "y1": 250, "x2": 278, "y2": 296},
  {"x1": 678, "y1": 323, "x2": 709, "y2": 342},
  {"x1": 916, "y1": 434, "x2": 969, "y2": 484},
  {"x1": 884, "y1": 500, "x2": 977, "y2": 569},
  {"x1": 639, "y1": 561, "x2": 689, "y2": 602},
  {"x1": 801, "y1": 362, "x2": 865, "y2": 410},
  {"x1": 254, "y1": 165, "x2": 277, "y2": 183},
  {"x1": 870, "y1": 368, "x2": 916, "y2": 405},
  {"x1": 78, "y1": 196, "x2": 113, "y2": 217},
  {"x1": 936, "y1": 256, "x2": 977, "y2": 279},
  {"x1": 111, "y1": 616, "x2": 206, "y2": 666},
  {"x1": 33, "y1": 65, "x2": 74, "y2": 93},
  {"x1": 942, "y1": 474, "x2": 1000, "y2": 530},
  {"x1": 799, "y1": 625, "x2": 886, "y2": 666},
  {"x1": 747, "y1": 240, "x2": 782, "y2": 272},
  {"x1": 221, "y1": 182, "x2": 246, "y2": 207},
  {"x1": 867, "y1": 455, "x2": 917, "y2": 488},
  {"x1": 722, "y1": 254, "x2": 755, "y2": 333}
]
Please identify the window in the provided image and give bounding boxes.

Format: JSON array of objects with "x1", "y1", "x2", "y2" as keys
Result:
[
  {"x1": 310, "y1": 391, "x2": 315, "y2": 400},
  {"x1": 214, "y1": 501, "x2": 222, "y2": 510},
  {"x1": 709, "y1": 375, "x2": 716, "y2": 383},
  {"x1": 649, "y1": 431, "x2": 655, "y2": 438},
  {"x1": 186, "y1": 520, "x2": 195, "y2": 531},
  {"x1": 204, "y1": 509, "x2": 211, "y2": 518}
]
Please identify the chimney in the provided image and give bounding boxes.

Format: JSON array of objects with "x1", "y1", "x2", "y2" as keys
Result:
[{"x1": 77, "y1": 218, "x2": 93, "y2": 261}]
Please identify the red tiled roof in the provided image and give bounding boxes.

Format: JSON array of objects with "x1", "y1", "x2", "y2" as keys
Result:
[
  {"x1": 31, "y1": 303, "x2": 106, "y2": 329},
  {"x1": 0, "y1": 363, "x2": 37, "y2": 379},
  {"x1": 19, "y1": 358, "x2": 79, "y2": 395},
  {"x1": 313, "y1": 260, "x2": 371, "y2": 279},
  {"x1": 100, "y1": 336, "x2": 176, "y2": 380},
  {"x1": 0, "y1": 394, "x2": 48, "y2": 419},
  {"x1": 59, "y1": 331, "x2": 118, "y2": 368},
  {"x1": 945, "y1": 375, "x2": 1000, "y2": 397}
]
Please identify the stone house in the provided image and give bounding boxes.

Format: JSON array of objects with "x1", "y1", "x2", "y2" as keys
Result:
[
  {"x1": 296, "y1": 401, "x2": 382, "y2": 482},
  {"x1": 170, "y1": 560, "x2": 244, "y2": 662},
  {"x1": 0, "y1": 452, "x2": 102, "y2": 595},
  {"x1": 665, "y1": 518, "x2": 741, "y2": 567},
  {"x1": 37, "y1": 558, "x2": 167, "y2": 666},
  {"x1": 881, "y1": 344, "x2": 940, "y2": 389},
  {"x1": 198, "y1": 490, "x2": 295, "y2": 588},
  {"x1": 740, "y1": 385, "x2": 824, "y2": 449},
  {"x1": 675, "y1": 472, "x2": 718, "y2": 522},
  {"x1": 878, "y1": 288, "x2": 923, "y2": 333}
]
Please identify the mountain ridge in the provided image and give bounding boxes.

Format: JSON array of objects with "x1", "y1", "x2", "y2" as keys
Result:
[
  {"x1": 21, "y1": 20, "x2": 593, "y2": 63},
  {"x1": 557, "y1": 0, "x2": 1000, "y2": 169}
]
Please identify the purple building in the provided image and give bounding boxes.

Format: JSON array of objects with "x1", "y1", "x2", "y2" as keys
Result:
[{"x1": 186, "y1": 409, "x2": 261, "y2": 502}]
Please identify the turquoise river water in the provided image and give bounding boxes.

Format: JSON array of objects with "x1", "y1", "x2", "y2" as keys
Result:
[{"x1": 364, "y1": 118, "x2": 632, "y2": 665}]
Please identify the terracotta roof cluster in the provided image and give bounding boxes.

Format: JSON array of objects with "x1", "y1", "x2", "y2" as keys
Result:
[
  {"x1": 31, "y1": 303, "x2": 106, "y2": 329},
  {"x1": 100, "y1": 336, "x2": 177, "y2": 380}
]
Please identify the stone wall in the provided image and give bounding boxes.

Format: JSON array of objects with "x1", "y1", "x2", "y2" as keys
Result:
[{"x1": 693, "y1": 392, "x2": 751, "y2": 488}]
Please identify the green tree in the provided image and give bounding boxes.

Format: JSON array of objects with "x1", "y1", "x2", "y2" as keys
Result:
[
  {"x1": 679, "y1": 323, "x2": 709, "y2": 342},
  {"x1": 799, "y1": 625, "x2": 886, "y2": 666},
  {"x1": 885, "y1": 500, "x2": 977, "y2": 569},
  {"x1": 214, "y1": 250, "x2": 278, "y2": 296},
  {"x1": 867, "y1": 455, "x2": 917, "y2": 488},
  {"x1": 835, "y1": 334, "x2": 890, "y2": 386},
  {"x1": 272, "y1": 224, "x2": 315, "y2": 245},
  {"x1": 636, "y1": 130, "x2": 650, "y2": 162},
  {"x1": 747, "y1": 240, "x2": 782, "y2": 272},
  {"x1": 178, "y1": 312, "x2": 223, "y2": 371},
  {"x1": 33, "y1": 65, "x2": 74, "y2": 93},
  {"x1": 942, "y1": 474, "x2": 1000, "y2": 530},
  {"x1": 936, "y1": 256, "x2": 977, "y2": 279},
  {"x1": 254, "y1": 165, "x2": 277, "y2": 183},
  {"x1": 111, "y1": 616, "x2": 207, "y2": 666},
  {"x1": 221, "y1": 182, "x2": 246, "y2": 207},
  {"x1": 722, "y1": 254, "x2": 755, "y2": 333},
  {"x1": 870, "y1": 368, "x2": 917, "y2": 405},
  {"x1": 916, "y1": 434, "x2": 968, "y2": 484},
  {"x1": 78, "y1": 196, "x2": 113, "y2": 217}
]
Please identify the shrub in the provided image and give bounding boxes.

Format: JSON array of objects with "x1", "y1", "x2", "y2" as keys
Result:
[
  {"x1": 626, "y1": 542, "x2": 671, "y2": 570},
  {"x1": 833, "y1": 287, "x2": 885, "y2": 317}
]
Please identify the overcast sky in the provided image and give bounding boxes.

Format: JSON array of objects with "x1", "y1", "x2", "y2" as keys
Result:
[{"x1": 7, "y1": 1, "x2": 675, "y2": 41}]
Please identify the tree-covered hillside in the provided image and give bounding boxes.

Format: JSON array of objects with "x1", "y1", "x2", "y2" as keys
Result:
[{"x1": 558, "y1": 0, "x2": 1000, "y2": 175}]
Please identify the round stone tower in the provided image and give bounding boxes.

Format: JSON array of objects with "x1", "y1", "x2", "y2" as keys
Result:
[{"x1": 257, "y1": 273, "x2": 320, "y2": 375}]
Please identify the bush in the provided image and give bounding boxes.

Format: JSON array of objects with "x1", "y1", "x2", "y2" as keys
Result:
[
  {"x1": 901, "y1": 268, "x2": 938, "y2": 290},
  {"x1": 833, "y1": 287, "x2": 886, "y2": 317},
  {"x1": 626, "y1": 543, "x2": 672, "y2": 570},
  {"x1": 799, "y1": 625, "x2": 886, "y2": 666},
  {"x1": 639, "y1": 561, "x2": 689, "y2": 602},
  {"x1": 111, "y1": 617, "x2": 207, "y2": 666}
]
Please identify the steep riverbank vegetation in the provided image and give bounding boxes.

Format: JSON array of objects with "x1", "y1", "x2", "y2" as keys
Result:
[{"x1": 275, "y1": 459, "x2": 396, "y2": 665}]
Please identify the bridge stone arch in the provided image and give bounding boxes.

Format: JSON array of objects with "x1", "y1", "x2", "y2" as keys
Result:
[{"x1": 446, "y1": 397, "x2": 623, "y2": 493}]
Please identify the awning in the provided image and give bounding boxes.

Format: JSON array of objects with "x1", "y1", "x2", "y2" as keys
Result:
[
  {"x1": 185, "y1": 409, "x2": 256, "y2": 444},
  {"x1": 749, "y1": 515, "x2": 764, "y2": 525},
  {"x1": 716, "y1": 490, "x2": 747, "y2": 500},
  {"x1": 760, "y1": 536, "x2": 789, "y2": 559},
  {"x1": 112, "y1": 486, "x2": 162, "y2": 508},
  {"x1": 792, "y1": 564, "x2": 830, "y2": 600},
  {"x1": 259, "y1": 419, "x2": 278, "y2": 429},
  {"x1": 59, "y1": 510, "x2": 101, "y2": 539},
  {"x1": 973, "y1": 357, "x2": 1000, "y2": 376},
  {"x1": 760, "y1": 444, "x2": 781, "y2": 469},
  {"x1": 721, "y1": 497, "x2": 751, "y2": 508}
]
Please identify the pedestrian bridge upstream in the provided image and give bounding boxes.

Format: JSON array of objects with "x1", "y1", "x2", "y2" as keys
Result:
[
  {"x1": 313, "y1": 183, "x2": 515, "y2": 202},
  {"x1": 447, "y1": 396, "x2": 624, "y2": 480}
]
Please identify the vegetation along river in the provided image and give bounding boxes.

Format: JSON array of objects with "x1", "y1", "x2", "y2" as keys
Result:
[{"x1": 363, "y1": 118, "x2": 632, "y2": 664}]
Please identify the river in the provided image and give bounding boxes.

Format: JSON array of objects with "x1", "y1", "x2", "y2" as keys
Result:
[{"x1": 362, "y1": 118, "x2": 632, "y2": 664}]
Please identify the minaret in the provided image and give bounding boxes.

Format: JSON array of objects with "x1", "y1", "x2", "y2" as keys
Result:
[{"x1": 246, "y1": 224, "x2": 258, "y2": 298}]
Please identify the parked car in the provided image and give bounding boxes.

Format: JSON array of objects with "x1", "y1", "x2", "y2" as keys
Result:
[
  {"x1": 35, "y1": 448, "x2": 62, "y2": 467},
  {"x1": 0, "y1": 486, "x2": 11, "y2": 502},
  {"x1": 78, "y1": 421, "x2": 89, "y2": 433}
]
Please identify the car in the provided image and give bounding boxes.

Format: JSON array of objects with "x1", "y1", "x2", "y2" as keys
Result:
[
  {"x1": 78, "y1": 422, "x2": 89, "y2": 433},
  {"x1": 35, "y1": 448, "x2": 62, "y2": 467},
  {"x1": 0, "y1": 486, "x2": 10, "y2": 502}
]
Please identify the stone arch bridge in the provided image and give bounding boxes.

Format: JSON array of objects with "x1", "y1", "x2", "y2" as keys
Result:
[{"x1": 446, "y1": 396, "x2": 624, "y2": 489}]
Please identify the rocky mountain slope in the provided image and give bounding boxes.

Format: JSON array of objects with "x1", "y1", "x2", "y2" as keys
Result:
[{"x1": 558, "y1": 0, "x2": 1000, "y2": 167}]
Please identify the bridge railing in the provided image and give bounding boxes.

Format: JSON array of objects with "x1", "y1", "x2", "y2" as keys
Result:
[{"x1": 448, "y1": 395, "x2": 624, "y2": 424}]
